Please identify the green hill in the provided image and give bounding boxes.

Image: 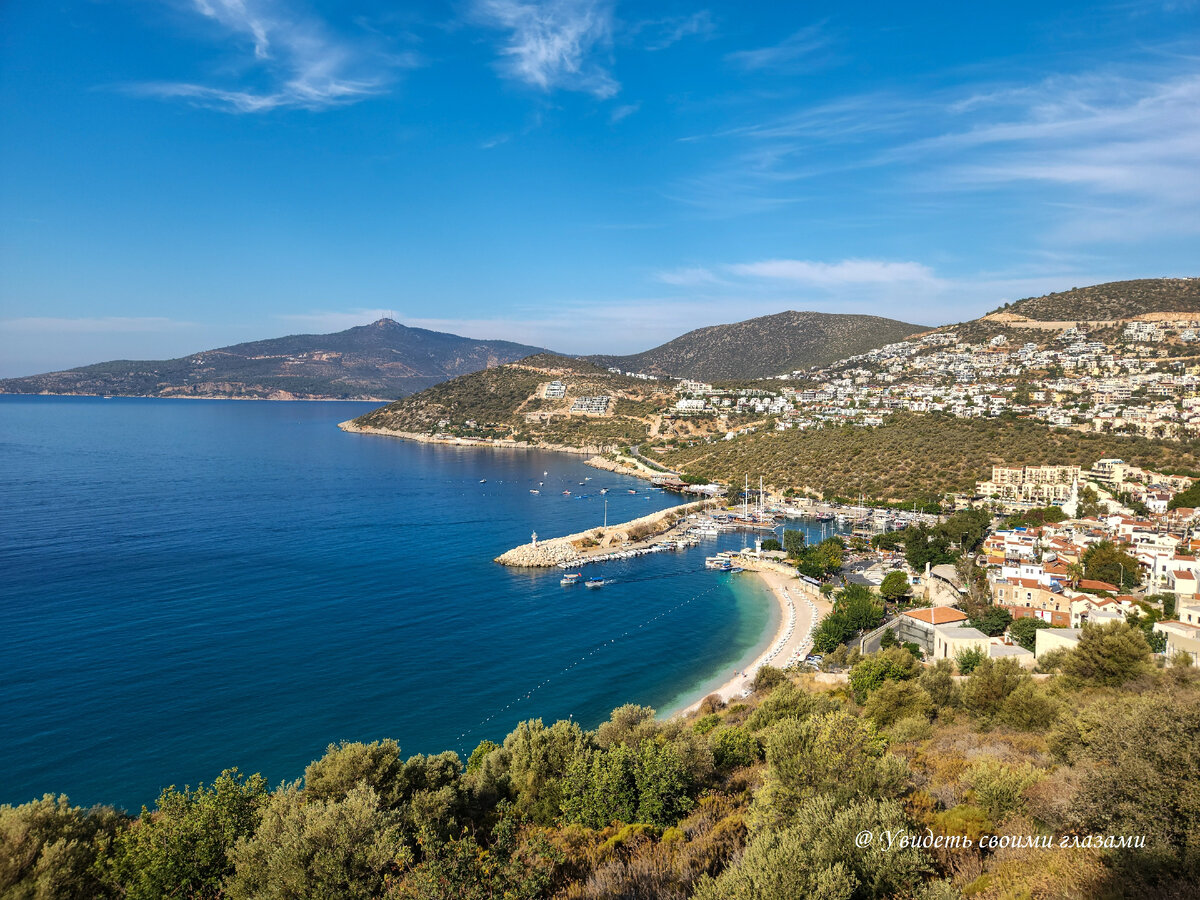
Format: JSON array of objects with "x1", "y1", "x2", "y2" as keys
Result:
[{"x1": 590, "y1": 310, "x2": 928, "y2": 379}]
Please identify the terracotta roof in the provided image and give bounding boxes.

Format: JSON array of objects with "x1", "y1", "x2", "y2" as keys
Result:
[
  {"x1": 903, "y1": 607, "x2": 969, "y2": 625},
  {"x1": 1078, "y1": 579, "x2": 1119, "y2": 591}
]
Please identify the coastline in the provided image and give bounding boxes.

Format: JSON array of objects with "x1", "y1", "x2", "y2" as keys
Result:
[
  {"x1": 338, "y1": 419, "x2": 618, "y2": 458},
  {"x1": 675, "y1": 561, "x2": 831, "y2": 716},
  {"x1": 0, "y1": 392, "x2": 390, "y2": 402}
]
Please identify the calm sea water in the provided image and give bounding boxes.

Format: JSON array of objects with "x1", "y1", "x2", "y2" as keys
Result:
[{"x1": 0, "y1": 396, "x2": 836, "y2": 810}]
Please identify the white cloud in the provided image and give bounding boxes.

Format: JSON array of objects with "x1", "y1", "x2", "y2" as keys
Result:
[
  {"x1": 725, "y1": 24, "x2": 829, "y2": 71},
  {"x1": 637, "y1": 11, "x2": 717, "y2": 51},
  {"x1": 727, "y1": 258, "x2": 942, "y2": 288},
  {"x1": 609, "y1": 102, "x2": 640, "y2": 123},
  {"x1": 681, "y1": 62, "x2": 1200, "y2": 239},
  {"x1": 135, "y1": 0, "x2": 412, "y2": 112},
  {"x1": 472, "y1": 0, "x2": 619, "y2": 98},
  {"x1": 915, "y1": 72, "x2": 1200, "y2": 240}
]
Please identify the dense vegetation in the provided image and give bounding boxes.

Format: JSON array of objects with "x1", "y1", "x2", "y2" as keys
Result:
[
  {"x1": 589, "y1": 310, "x2": 928, "y2": 380},
  {"x1": 0, "y1": 319, "x2": 549, "y2": 400},
  {"x1": 5, "y1": 627, "x2": 1197, "y2": 899},
  {"x1": 660, "y1": 414, "x2": 1200, "y2": 504}
]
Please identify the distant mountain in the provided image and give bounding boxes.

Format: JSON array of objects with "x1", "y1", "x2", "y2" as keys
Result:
[
  {"x1": 988, "y1": 277, "x2": 1200, "y2": 322},
  {"x1": 0, "y1": 319, "x2": 551, "y2": 400},
  {"x1": 589, "y1": 311, "x2": 929, "y2": 380}
]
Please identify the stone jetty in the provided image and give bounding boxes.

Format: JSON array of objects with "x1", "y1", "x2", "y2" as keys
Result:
[{"x1": 495, "y1": 498, "x2": 720, "y2": 568}]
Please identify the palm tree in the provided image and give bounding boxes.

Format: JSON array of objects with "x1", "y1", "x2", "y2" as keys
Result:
[{"x1": 1067, "y1": 561, "x2": 1085, "y2": 589}]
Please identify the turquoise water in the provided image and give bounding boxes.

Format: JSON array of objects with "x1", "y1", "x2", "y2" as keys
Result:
[{"x1": 0, "y1": 396, "x2": 831, "y2": 810}]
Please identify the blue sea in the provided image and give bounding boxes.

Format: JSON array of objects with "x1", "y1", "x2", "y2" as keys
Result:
[{"x1": 0, "y1": 396, "x2": 839, "y2": 810}]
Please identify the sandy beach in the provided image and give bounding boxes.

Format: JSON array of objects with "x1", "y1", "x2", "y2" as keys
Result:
[{"x1": 679, "y1": 563, "x2": 832, "y2": 715}]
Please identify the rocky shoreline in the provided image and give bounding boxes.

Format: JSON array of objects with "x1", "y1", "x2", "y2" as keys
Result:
[{"x1": 337, "y1": 420, "x2": 617, "y2": 456}]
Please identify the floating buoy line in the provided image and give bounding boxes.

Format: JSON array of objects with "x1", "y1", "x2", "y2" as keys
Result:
[{"x1": 454, "y1": 581, "x2": 723, "y2": 751}]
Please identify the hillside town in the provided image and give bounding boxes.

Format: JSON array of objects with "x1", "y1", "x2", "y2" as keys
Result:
[
  {"x1": 792, "y1": 459, "x2": 1200, "y2": 676},
  {"x1": 663, "y1": 314, "x2": 1200, "y2": 438}
]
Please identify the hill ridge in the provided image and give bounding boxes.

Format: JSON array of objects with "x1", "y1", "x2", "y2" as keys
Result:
[
  {"x1": 590, "y1": 309, "x2": 929, "y2": 380},
  {"x1": 0, "y1": 318, "x2": 551, "y2": 400}
]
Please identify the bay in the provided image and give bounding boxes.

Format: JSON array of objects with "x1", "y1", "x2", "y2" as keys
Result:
[{"x1": 0, "y1": 396, "x2": 835, "y2": 810}]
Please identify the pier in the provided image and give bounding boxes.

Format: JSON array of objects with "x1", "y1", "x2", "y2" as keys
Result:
[{"x1": 494, "y1": 498, "x2": 721, "y2": 568}]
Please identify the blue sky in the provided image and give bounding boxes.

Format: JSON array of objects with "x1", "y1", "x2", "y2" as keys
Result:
[{"x1": 1, "y1": 0, "x2": 1198, "y2": 375}]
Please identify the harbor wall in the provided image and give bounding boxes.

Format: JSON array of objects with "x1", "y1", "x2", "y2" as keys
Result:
[{"x1": 495, "y1": 498, "x2": 720, "y2": 568}]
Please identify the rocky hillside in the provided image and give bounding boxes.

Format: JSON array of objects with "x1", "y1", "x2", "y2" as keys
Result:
[
  {"x1": 988, "y1": 277, "x2": 1200, "y2": 322},
  {"x1": 351, "y1": 354, "x2": 668, "y2": 449},
  {"x1": 0, "y1": 319, "x2": 550, "y2": 400},
  {"x1": 590, "y1": 311, "x2": 928, "y2": 379}
]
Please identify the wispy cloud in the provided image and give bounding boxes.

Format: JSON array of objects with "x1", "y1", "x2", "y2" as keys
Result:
[
  {"x1": 725, "y1": 24, "x2": 830, "y2": 71},
  {"x1": 727, "y1": 258, "x2": 942, "y2": 288},
  {"x1": 674, "y1": 59, "x2": 1200, "y2": 239},
  {"x1": 908, "y1": 71, "x2": 1200, "y2": 240},
  {"x1": 471, "y1": 0, "x2": 619, "y2": 98},
  {"x1": 609, "y1": 102, "x2": 640, "y2": 123},
  {"x1": 133, "y1": 0, "x2": 413, "y2": 113},
  {"x1": 635, "y1": 11, "x2": 717, "y2": 51},
  {"x1": 655, "y1": 258, "x2": 942, "y2": 291}
]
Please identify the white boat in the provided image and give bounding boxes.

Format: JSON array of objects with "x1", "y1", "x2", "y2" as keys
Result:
[
  {"x1": 561, "y1": 573, "x2": 582, "y2": 586},
  {"x1": 585, "y1": 577, "x2": 606, "y2": 588},
  {"x1": 530, "y1": 489, "x2": 539, "y2": 494},
  {"x1": 599, "y1": 488, "x2": 609, "y2": 494}
]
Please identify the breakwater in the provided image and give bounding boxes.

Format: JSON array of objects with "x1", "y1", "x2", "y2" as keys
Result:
[{"x1": 495, "y1": 498, "x2": 720, "y2": 568}]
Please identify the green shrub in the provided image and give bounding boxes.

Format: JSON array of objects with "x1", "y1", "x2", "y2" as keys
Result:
[
  {"x1": 848, "y1": 648, "x2": 921, "y2": 703},
  {"x1": 711, "y1": 726, "x2": 762, "y2": 771},
  {"x1": 955, "y1": 646, "x2": 987, "y2": 675}
]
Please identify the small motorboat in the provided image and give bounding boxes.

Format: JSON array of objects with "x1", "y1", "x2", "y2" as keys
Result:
[
  {"x1": 599, "y1": 488, "x2": 609, "y2": 494},
  {"x1": 584, "y1": 577, "x2": 606, "y2": 588},
  {"x1": 562, "y1": 490, "x2": 571, "y2": 495},
  {"x1": 530, "y1": 489, "x2": 539, "y2": 494},
  {"x1": 561, "y1": 573, "x2": 582, "y2": 586},
  {"x1": 628, "y1": 489, "x2": 637, "y2": 494},
  {"x1": 479, "y1": 479, "x2": 487, "y2": 483}
]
